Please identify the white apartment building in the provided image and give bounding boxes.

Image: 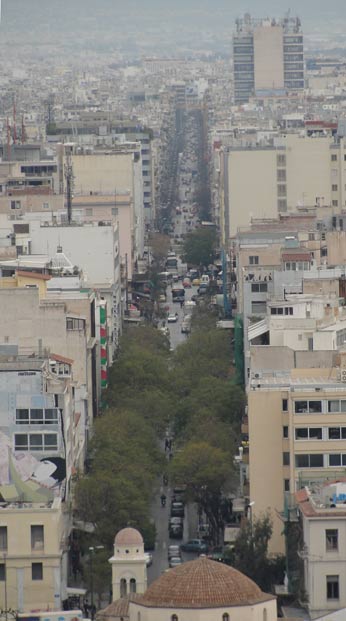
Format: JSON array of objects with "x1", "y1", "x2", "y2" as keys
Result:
[{"x1": 296, "y1": 481, "x2": 346, "y2": 618}]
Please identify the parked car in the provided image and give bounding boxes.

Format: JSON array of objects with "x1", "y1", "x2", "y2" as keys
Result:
[
  {"x1": 159, "y1": 326, "x2": 169, "y2": 337},
  {"x1": 171, "y1": 502, "x2": 185, "y2": 517},
  {"x1": 167, "y1": 313, "x2": 178, "y2": 323},
  {"x1": 169, "y1": 556, "x2": 183, "y2": 568},
  {"x1": 207, "y1": 546, "x2": 225, "y2": 562},
  {"x1": 169, "y1": 517, "x2": 184, "y2": 526},
  {"x1": 180, "y1": 539, "x2": 208, "y2": 553},
  {"x1": 144, "y1": 552, "x2": 153, "y2": 567},
  {"x1": 169, "y1": 523, "x2": 184, "y2": 539},
  {"x1": 168, "y1": 545, "x2": 181, "y2": 559}
]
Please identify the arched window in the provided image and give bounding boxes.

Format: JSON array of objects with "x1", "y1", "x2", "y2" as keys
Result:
[
  {"x1": 137, "y1": 613, "x2": 141, "y2": 621},
  {"x1": 171, "y1": 615, "x2": 178, "y2": 621},
  {"x1": 222, "y1": 614, "x2": 230, "y2": 621},
  {"x1": 120, "y1": 578, "x2": 127, "y2": 597},
  {"x1": 130, "y1": 578, "x2": 137, "y2": 593},
  {"x1": 263, "y1": 609, "x2": 267, "y2": 621}
]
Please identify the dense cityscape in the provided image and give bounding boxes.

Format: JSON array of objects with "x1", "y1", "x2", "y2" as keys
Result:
[{"x1": 2, "y1": 1, "x2": 346, "y2": 620}]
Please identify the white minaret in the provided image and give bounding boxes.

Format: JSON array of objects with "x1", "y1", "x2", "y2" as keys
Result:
[{"x1": 109, "y1": 527, "x2": 147, "y2": 601}]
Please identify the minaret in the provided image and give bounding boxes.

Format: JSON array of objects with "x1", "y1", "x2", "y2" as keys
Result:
[{"x1": 109, "y1": 527, "x2": 147, "y2": 601}]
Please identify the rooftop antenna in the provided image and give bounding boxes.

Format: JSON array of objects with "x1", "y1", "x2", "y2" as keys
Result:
[
  {"x1": 6, "y1": 117, "x2": 11, "y2": 161},
  {"x1": 64, "y1": 148, "x2": 74, "y2": 225},
  {"x1": 13, "y1": 97, "x2": 17, "y2": 144}
]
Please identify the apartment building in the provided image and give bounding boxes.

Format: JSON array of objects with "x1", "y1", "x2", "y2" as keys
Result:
[
  {"x1": 0, "y1": 353, "x2": 76, "y2": 610},
  {"x1": 293, "y1": 482, "x2": 346, "y2": 618},
  {"x1": 233, "y1": 14, "x2": 304, "y2": 104}
]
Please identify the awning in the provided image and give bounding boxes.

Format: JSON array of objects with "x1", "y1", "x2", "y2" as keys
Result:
[{"x1": 66, "y1": 587, "x2": 87, "y2": 596}]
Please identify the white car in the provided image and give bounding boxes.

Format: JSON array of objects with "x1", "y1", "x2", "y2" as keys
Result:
[{"x1": 167, "y1": 313, "x2": 178, "y2": 323}]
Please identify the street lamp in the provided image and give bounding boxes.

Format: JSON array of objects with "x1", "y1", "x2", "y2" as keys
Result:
[{"x1": 88, "y1": 546, "x2": 105, "y2": 620}]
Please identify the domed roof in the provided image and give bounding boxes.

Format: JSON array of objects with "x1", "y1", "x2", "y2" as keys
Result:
[
  {"x1": 114, "y1": 527, "x2": 143, "y2": 546},
  {"x1": 139, "y1": 557, "x2": 274, "y2": 609}
]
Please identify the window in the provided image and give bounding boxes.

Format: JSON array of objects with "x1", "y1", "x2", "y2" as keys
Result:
[
  {"x1": 327, "y1": 575, "x2": 339, "y2": 600},
  {"x1": 171, "y1": 616, "x2": 178, "y2": 621},
  {"x1": 328, "y1": 400, "x2": 346, "y2": 413},
  {"x1": 10, "y1": 200, "x2": 21, "y2": 210},
  {"x1": 278, "y1": 198, "x2": 287, "y2": 211},
  {"x1": 14, "y1": 433, "x2": 58, "y2": 452},
  {"x1": 283, "y1": 452, "x2": 290, "y2": 466},
  {"x1": 16, "y1": 408, "x2": 58, "y2": 425},
  {"x1": 283, "y1": 426, "x2": 289, "y2": 439},
  {"x1": 251, "y1": 283, "x2": 267, "y2": 293},
  {"x1": 331, "y1": 154, "x2": 338, "y2": 162},
  {"x1": 222, "y1": 615, "x2": 230, "y2": 621},
  {"x1": 277, "y1": 169, "x2": 286, "y2": 182},
  {"x1": 66, "y1": 317, "x2": 85, "y2": 331},
  {"x1": 251, "y1": 301, "x2": 266, "y2": 314},
  {"x1": 120, "y1": 578, "x2": 127, "y2": 597},
  {"x1": 42, "y1": 202, "x2": 49, "y2": 209},
  {"x1": 130, "y1": 578, "x2": 136, "y2": 593},
  {"x1": 31, "y1": 525, "x2": 44, "y2": 551},
  {"x1": 295, "y1": 427, "x2": 322, "y2": 440},
  {"x1": 277, "y1": 184, "x2": 287, "y2": 197},
  {"x1": 295, "y1": 401, "x2": 322, "y2": 414},
  {"x1": 0, "y1": 527, "x2": 7, "y2": 551},
  {"x1": 282, "y1": 399, "x2": 288, "y2": 412},
  {"x1": 329, "y1": 454, "x2": 346, "y2": 467},
  {"x1": 284, "y1": 479, "x2": 290, "y2": 492},
  {"x1": 326, "y1": 529, "x2": 338, "y2": 551},
  {"x1": 111, "y1": 207, "x2": 118, "y2": 216},
  {"x1": 0, "y1": 564, "x2": 5, "y2": 581},
  {"x1": 295, "y1": 454, "x2": 323, "y2": 468},
  {"x1": 32, "y1": 562, "x2": 43, "y2": 581},
  {"x1": 85, "y1": 208, "x2": 93, "y2": 217},
  {"x1": 332, "y1": 200, "x2": 339, "y2": 207},
  {"x1": 332, "y1": 184, "x2": 338, "y2": 192},
  {"x1": 277, "y1": 154, "x2": 286, "y2": 166},
  {"x1": 249, "y1": 255, "x2": 259, "y2": 265},
  {"x1": 330, "y1": 427, "x2": 346, "y2": 440}
]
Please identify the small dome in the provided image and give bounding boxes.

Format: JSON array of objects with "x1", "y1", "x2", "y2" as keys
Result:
[
  {"x1": 114, "y1": 527, "x2": 143, "y2": 546},
  {"x1": 139, "y1": 557, "x2": 274, "y2": 608}
]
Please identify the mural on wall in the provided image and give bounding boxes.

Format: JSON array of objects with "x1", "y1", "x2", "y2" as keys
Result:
[{"x1": 0, "y1": 432, "x2": 66, "y2": 503}]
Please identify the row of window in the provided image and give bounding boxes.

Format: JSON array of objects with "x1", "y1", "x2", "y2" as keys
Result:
[
  {"x1": 251, "y1": 283, "x2": 268, "y2": 293},
  {"x1": 16, "y1": 408, "x2": 59, "y2": 425},
  {"x1": 285, "y1": 426, "x2": 346, "y2": 441},
  {"x1": 292, "y1": 453, "x2": 346, "y2": 468},
  {"x1": 0, "y1": 524, "x2": 44, "y2": 552},
  {"x1": 294, "y1": 400, "x2": 346, "y2": 414},
  {"x1": 0, "y1": 562, "x2": 43, "y2": 582},
  {"x1": 284, "y1": 261, "x2": 311, "y2": 271},
  {"x1": 14, "y1": 433, "x2": 58, "y2": 452},
  {"x1": 66, "y1": 317, "x2": 85, "y2": 331},
  {"x1": 271, "y1": 306, "x2": 293, "y2": 315}
]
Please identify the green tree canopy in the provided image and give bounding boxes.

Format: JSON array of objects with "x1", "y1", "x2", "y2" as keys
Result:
[
  {"x1": 183, "y1": 227, "x2": 217, "y2": 267},
  {"x1": 170, "y1": 441, "x2": 232, "y2": 542}
]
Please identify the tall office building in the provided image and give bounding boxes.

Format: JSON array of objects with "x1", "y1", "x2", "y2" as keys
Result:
[{"x1": 233, "y1": 14, "x2": 304, "y2": 104}]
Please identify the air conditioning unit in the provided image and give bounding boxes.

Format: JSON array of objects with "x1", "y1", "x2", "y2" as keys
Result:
[{"x1": 341, "y1": 369, "x2": 346, "y2": 383}]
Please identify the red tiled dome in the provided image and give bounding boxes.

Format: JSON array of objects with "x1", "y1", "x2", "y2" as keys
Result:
[
  {"x1": 139, "y1": 557, "x2": 274, "y2": 609},
  {"x1": 114, "y1": 527, "x2": 143, "y2": 546}
]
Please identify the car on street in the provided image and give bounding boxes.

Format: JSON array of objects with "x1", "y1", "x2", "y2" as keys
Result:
[
  {"x1": 159, "y1": 326, "x2": 169, "y2": 337},
  {"x1": 169, "y1": 556, "x2": 183, "y2": 568},
  {"x1": 144, "y1": 552, "x2": 153, "y2": 567},
  {"x1": 197, "y1": 284, "x2": 208, "y2": 295},
  {"x1": 171, "y1": 502, "x2": 185, "y2": 517},
  {"x1": 168, "y1": 545, "x2": 181, "y2": 559},
  {"x1": 169, "y1": 517, "x2": 184, "y2": 527},
  {"x1": 180, "y1": 539, "x2": 208, "y2": 554},
  {"x1": 167, "y1": 313, "x2": 178, "y2": 323},
  {"x1": 192, "y1": 278, "x2": 201, "y2": 286},
  {"x1": 183, "y1": 278, "x2": 192, "y2": 288},
  {"x1": 169, "y1": 523, "x2": 183, "y2": 539}
]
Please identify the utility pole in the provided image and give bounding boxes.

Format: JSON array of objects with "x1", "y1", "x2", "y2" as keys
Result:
[{"x1": 64, "y1": 149, "x2": 74, "y2": 224}]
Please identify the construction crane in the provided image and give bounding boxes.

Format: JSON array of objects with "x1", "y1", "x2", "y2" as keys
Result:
[{"x1": 64, "y1": 149, "x2": 74, "y2": 225}]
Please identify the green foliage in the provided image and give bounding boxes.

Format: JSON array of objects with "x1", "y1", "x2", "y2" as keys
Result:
[
  {"x1": 170, "y1": 441, "x2": 233, "y2": 542},
  {"x1": 183, "y1": 227, "x2": 217, "y2": 267},
  {"x1": 224, "y1": 513, "x2": 284, "y2": 592}
]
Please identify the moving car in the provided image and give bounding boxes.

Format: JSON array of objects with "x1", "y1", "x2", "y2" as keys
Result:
[
  {"x1": 168, "y1": 545, "x2": 181, "y2": 559},
  {"x1": 171, "y1": 502, "x2": 185, "y2": 517},
  {"x1": 183, "y1": 278, "x2": 192, "y2": 288},
  {"x1": 192, "y1": 278, "x2": 201, "y2": 286},
  {"x1": 169, "y1": 556, "x2": 183, "y2": 568},
  {"x1": 167, "y1": 313, "x2": 178, "y2": 323},
  {"x1": 180, "y1": 539, "x2": 208, "y2": 554}
]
